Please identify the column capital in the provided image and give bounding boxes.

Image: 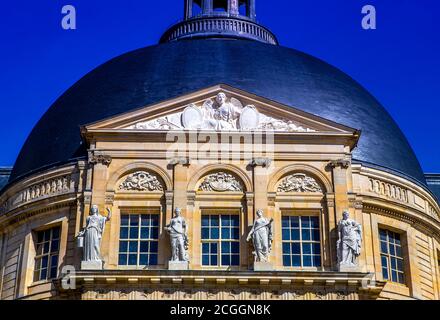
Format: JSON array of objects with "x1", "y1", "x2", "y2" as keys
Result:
[
  {"x1": 89, "y1": 151, "x2": 112, "y2": 167},
  {"x1": 329, "y1": 159, "x2": 351, "y2": 169},
  {"x1": 249, "y1": 157, "x2": 272, "y2": 168},
  {"x1": 169, "y1": 157, "x2": 191, "y2": 166}
]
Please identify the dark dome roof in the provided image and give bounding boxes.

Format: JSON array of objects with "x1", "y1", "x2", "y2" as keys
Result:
[{"x1": 10, "y1": 39, "x2": 425, "y2": 183}]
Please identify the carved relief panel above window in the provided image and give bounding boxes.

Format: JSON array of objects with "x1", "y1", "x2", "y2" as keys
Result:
[
  {"x1": 119, "y1": 171, "x2": 164, "y2": 192},
  {"x1": 198, "y1": 172, "x2": 243, "y2": 192},
  {"x1": 277, "y1": 173, "x2": 322, "y2": 193}
]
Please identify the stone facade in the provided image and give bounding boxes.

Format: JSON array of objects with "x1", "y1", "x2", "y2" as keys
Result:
[{"x1": 0, "y1": 86, "x2": 439, "y2": 300}]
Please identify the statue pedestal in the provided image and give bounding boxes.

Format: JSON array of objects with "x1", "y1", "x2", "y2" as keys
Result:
[
  {"x1": 168, "y1": 261, "x2": 189, "y2": 270},
  {"x1": 338, "y1": 264, "x2": 362, "y2": 273},
  {"x1": 253, "y1": 261, "x2": 274, "y2": 271},
  {"x1": 81, "y1": 260, "x2": 103, "y2": 270}
]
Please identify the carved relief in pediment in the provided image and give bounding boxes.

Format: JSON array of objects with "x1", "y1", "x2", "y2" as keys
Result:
[
  {"x1": 198, "y1": 172, "x2": 244, "y2": 192},
  {"x1": 125, "y1": 92, "x2": 316, "y2": 132},
  {"x1": 119, "y1": 171, "x2": 164, "y2": 192},
  {"x1": 277, "y1": 173, "x2": 322, "y2": 193}
]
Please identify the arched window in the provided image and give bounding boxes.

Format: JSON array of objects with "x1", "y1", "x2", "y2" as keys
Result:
[
  {"x1": 239, "y1": 0, "x2": 247, "y2": 16},
  {"x1": 192, "y1": 0, "x2": 202, "y2": 17},
  {"x1": 213, "y1": 0, "x2": 228, "y2": 13}
]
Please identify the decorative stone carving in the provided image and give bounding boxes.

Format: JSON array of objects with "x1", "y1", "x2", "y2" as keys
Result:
[
  {"x1": 77, "y1": 205, "x2": 112, "y2": 270},
  {"x1": 169, "y1": 157, "x2": 190, "y2": 166},
  {"x1": 329, "y1": 159, "x2": 351, "y2": 169},
  {"x1": 165, "y1": 208, "x2": 189, "y2": 268},
  {"x1": 369, "y1": 178, "x2": 408, "y2": 203},
  {"x1": 119, "y1": 171, "x2": 164, "y2": 192},
  {"x1": 89, "y1": 154, "x2": 112, "y2": 166},
  {"x1": 249, "y1": 157, "x2": 272, "y2": 168},
  {"x1": 247, "y1": 209, "x2": 274, "y2": 263},
  {"x1": 277, "y1": 173, "x2": 322, "y2": 193},
  {"x1": 198, "y1": 172, "x2": 243, "y2": 192},
  {"x1": 337, "y1": 211, "x2": 362, "y2": 269},
  {"x1": 125, "y1": 92, "x2": 316, "y2": 132}
]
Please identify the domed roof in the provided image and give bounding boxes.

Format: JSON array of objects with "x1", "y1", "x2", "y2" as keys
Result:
[{"x1": 9, "y1": 39, "x2": 425, "y2": 183}]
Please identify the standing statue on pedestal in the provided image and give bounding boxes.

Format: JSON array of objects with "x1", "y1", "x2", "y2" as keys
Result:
[
  {"x1": 337, "y1": 211, "x2": 362, "y2": 267},
  {"x1": 165, "y1": 207, "x2": 189, "y2": 262},
  {"x1": 247, "y1": 209, "x2": 274, "y2": 262},
  {"x1": 77, "y1": 205, "x2": 112, "y2": 269}
]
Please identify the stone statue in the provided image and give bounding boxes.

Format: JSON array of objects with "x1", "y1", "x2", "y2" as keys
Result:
[
  {"x1": 77, "y1": 205, "x2": 111, "y2": 268},
  {"x1": 165, "y1": 207, "x2": 189, "y2": 262},
  {"x1": 337, "y1": 211, "x2": 362, "y2": 267},
  {"x1": 247, "y1": 209, "x2": 274, "y2": 262},
  {"x1": 214, "y1": 92, "x2": 242, "y2": 130}
]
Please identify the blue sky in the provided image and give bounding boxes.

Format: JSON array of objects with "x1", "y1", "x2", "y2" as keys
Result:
[{"x1": 0, "y1": 0, "x2": 439, "y2": 172}]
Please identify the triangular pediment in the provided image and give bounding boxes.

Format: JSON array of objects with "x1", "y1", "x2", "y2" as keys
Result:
[{"x1": 84, "y1": 84, "x2": 358, "y2": 135}]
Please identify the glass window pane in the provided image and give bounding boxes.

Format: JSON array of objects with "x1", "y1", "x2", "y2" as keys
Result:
[
  {"x1": 282, "y1": 229, "x2": 290, "y2": 240},
  {"x1": 292, "y1": 255, "x2": 301, "y2": 267},
  {"x1": 130, "y1": 227, "x2": 139, "y2": 239},
  {"x1": 391, "y1": 270, "x2": 398, "y2": 282},
  {"x1": 389, "y1": 245, "x2": 396, "y2": 256},
  {"x1": 231, "y1": 216, "x2": 239, "y2": 227},
  {"x1": 301, "y1": 229, "x2": 311, "y2": 241},
  {"x1": 121, "y1": 215, "x2": 129, "y2": 226},
  {"x1": 303, "y1": 255, "x2": 312, "y2": 267},
  {"x1": 119, "y1": 241, "x2": 128, "y2": 253},
  {"x1": 140, "y1": 227, "x2": 149, "y2": 239},
  {"x1": 211, "y1": 243, "x2": 218, "y2": 254},
  {"x1": 130, "y1": 215, "x2": 139, "y2": 226},
  {"x1": 310, "y1": 217, "x2": 319, "y2": 229},
  {"x1": 311, "y1": 230, "x2": 320, "y2": 241},
  {"x1": 151, "y1": 215, "x2": 159, "y2": 227},
  {"x1": 221, "y1": 242, "x2": 230, "y2": 254},
  {"x1": 231, "y1": 242, "x2": 240, "y2": 254},
  {"x1": 397, "y1": 259, "x2": 404, "y2": 272},
  {"x1": 139, "y1": 241, "x2": 148, "y2": 253},
  {"x1": 231, "y1": 227, "x2": 240, "y2": 240},
  {"x1": 201, "y1": 228, "x2": 209, "y2": 239},
  {"x1": 211, "y1": 255, "x2": 218, "y2": 266},
  {"x1": 221, "y1": 255, "x2": 230, "y2": 266},
  {"x1": 149, "y1": 254, "x2": 158, "y2": 265},
  {"x1": 139, "y1": 254, "x2": 148, "y2": 265},
  {"x1": 150, "y1": 241, "x2": 158, "y2": 253},
  {"x1": 119, "y1": 254, "x2": 127, "y2": 265},
  {"x1": 283, "y1": 255, "x2": 291, "y2": 267},
  {"x1": 380, "y1": 241, "x2": 388, "y2": 254},
  {"x1": 202, "y1": 243, "x2": 209, "y2": 254},
  {"x1": 282, "y1": 217, "x2": 289, "y2": 228},
  {"x1": 302, "y1": 243, "x2": 312, "y2": 255},
  {"x1": 128, "y1": 254, "x2": 137, "y2": 265},
  {"x1": 51, "y1": 240, "x2": 60, "y2": 252},
  {"x1": 312, "y1": 243, "x2": 321, "y2": 255},
  {"x1": 211, "y1": 227, "x2": 219, "y2": 239},
  {"x1": 231, "y1": 255, "x2": 240, "y2": 266},
  {"x1": 120, "y1": 227, "x2": 128, "y2": 239},
  {"x1": 202, "y1": 216, "x2": 209, "y2": 226},
  {"x1": 291, "y1": 229, "x2": 300, "y2": 241},
  {"x1": 282, "y1": 243, "x2": 290, "y2": 254},
  {"x1": 290, "y1": 217, "x2": 299, "y2": 228},
  {"x1": 313, "y1": 255, "x2": 321, "y2": 267},
  {"x1": 50, "y1": 266, "x2": 58, "y2": 279},
  {"x1": 202, "y1": 255, "x2": 209, "y2": 266},
  {"x1": 382, "y1": 267, "x2": 389, "y2": 280},
  {"x1": 43, "y1": 242, "x2": 50, "y2": 254},
  {"x1": 221, "y1": 228, "x2": 230, "y2": 239},
  {"x1": 291, "y1": 243, "x2": 301, "y2": 254},
  {"x1": 50, "y1": 255, "x2": 58, "y2": 269},
  {"x1": 221, "y1": 217, "x2": 230, "y2": 226},
  {"x1": 379, "y1": 229, "x2": 388, "y2": 242},
  {"x1": 40, "y1": 269, "x2": 47, "y2": 280},
  {"x1": 52, "y1": 227, "x2": 60, "y2": 239},
  {"x1": 301, "y1": 217, "x2": 311, "y2": 228},
  {"x1": 129, "y1": 242, "x2": 138, "y2": 253},
  {"x1": 42, "y1": 256, "x2": 48, "y2": 268},
  {"x1": 395, "y1": 245, "x2": 402, "y2": 258},
  {"x1": 211, "y1": 216, "x2": 219, "y2": 226}
]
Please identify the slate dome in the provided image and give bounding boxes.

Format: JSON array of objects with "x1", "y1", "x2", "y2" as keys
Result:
[{"x1": 9, "y1": 39, "x2": 425, "y2": 184}]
